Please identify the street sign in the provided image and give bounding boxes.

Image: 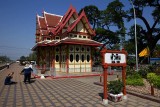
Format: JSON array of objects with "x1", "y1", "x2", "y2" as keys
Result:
[
  {"x1": 101, "y1": 49, "x2": 128, "y2": 105},
  {"x1": 105, "y1": 53, "x2": 126, "y2": 64}
]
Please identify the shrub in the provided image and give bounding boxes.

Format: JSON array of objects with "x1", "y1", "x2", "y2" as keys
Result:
[
  {"x1": 147, "y1": 73, "x2": 157, "y2": 84},
  {"x1": 127, "y1": 72, "x2": 141, "y2": 79},
  {"x1": 126, "y1": 66, "x2": 136, "y2": 77},
  {"x1": 147, "y1": 73, "x2": 160, "y2": 89},
  {"x1": 138, "y1": 68, "x2": 148, "y2": 78},
  {"x1": 126, "y1": 73, "x2": 144, "y2": 86},
  {"x1": 126, "y1": 78, "x2": 144, "y2": 86},
  {"x1": 108, "y1": 80, "x2": 123, "y2": 94}
]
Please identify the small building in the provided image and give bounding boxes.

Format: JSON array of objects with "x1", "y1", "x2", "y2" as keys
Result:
[{"x1": 32, "y1": 5, "x2": 103, "y2": 75}]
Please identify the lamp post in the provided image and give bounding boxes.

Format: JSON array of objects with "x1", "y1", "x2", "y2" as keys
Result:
[{"x1": 130, "y1": 0, "x2": 138, "y2": 71}]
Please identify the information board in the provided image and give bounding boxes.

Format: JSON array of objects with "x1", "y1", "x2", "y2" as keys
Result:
[{"x1": 105, "y1": 53, "x2": 126, "y2": 64}]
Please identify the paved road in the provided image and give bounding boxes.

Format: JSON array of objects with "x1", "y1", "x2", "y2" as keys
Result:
[{"x1": 0, "y1": 63, "x2": 159, "y2": 107}]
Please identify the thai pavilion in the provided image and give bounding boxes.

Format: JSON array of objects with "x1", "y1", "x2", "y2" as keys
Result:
[{"x1": 32, "y1": 5, "x2": 103, "y2": 75}]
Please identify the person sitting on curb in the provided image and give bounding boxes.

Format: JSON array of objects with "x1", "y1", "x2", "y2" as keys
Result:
[{"x1": 4, "y1": 72, "x2": 16, "y2": 85}]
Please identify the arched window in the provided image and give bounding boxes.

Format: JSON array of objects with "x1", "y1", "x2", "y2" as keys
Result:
[
  {"x1": 70, "y1": 54, "x2": 73, "y2": 62},
  {"x1": 76, "y1": 47, "x2": 79, "y2": 51},
  {"x1": 87, "y1": 55, "x2": 90, "y2": 62},
  {"x1": 81, "y1": 55, "x2": 84, "y2": 62},
  {"x1": 81, "y1": 47, "x2": 84, "y2": 52},
  {"x1": 56, "y1": 55, "x2": 59, "y2": 62},
  {"x1": 76, "y1": 54, "x2": 79, "y2": 62}
]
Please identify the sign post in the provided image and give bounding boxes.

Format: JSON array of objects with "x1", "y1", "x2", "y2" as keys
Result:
[{"x1": 101, "y1": 49, "x2": 127, "y2": 105}]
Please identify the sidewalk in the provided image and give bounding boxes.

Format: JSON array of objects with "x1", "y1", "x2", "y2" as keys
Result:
[{"x1": 0, "y1": 63, "x2": 159, "y2": 107}]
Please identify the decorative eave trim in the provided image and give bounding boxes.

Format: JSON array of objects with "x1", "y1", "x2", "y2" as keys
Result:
[
  {"x1": 53, "y1": 5, "x2": 78, "y2": 35},
  {"x1": 67, "y1": 10, "x2": 96, "y2": 36}
]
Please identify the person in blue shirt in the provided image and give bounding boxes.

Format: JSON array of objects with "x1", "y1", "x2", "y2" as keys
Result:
[
  {"x1": 22, "y1": 64, "x2": 33, "y2": 84},
  {"x1": 4, "y1": 72, "x2": 15, "y2": 85}
]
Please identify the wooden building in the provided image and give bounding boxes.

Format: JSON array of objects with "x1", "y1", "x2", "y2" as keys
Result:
[{"x1": 32, "y1": 5, "x2": 103, "y2": 74}]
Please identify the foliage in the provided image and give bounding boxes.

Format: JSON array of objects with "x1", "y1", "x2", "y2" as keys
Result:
[
  {"x1": 152, "y1": 44, "x2": 160, "y2": 57},
  {"x1": 79, "y1": 5, "x2": 100, "y2": 29},
  {"x1": 127, "y1": 55, "x2": 136, "y2": 67},
  {"x1": 138, "y1": 65, "x2": 157, "y2": 78},
  {"x1": 0, "y1": 55, "x2": 11, "y2": 63},
  {"x1": 127, "y1": 0, "x2": 160, "y2": 57},
  {"x1": 127, "y1": 72, "x2": 141, "y2": 79},
  {"x1": 80, "y1": 0, "x2": 160, "y2": 60},
  {"x1": 147, "y1": 73, "x2": 160, "y2": 89},
  {"x1": 138, "y1": 68, "x2": 148, "y2": 78},
  {"x1": 19, "y1": 52, "x2": 37, "y2": 62},
  {"x1": 126, "y1": 78, "x2": 144, "y2": 86},
  {"x1": 126, "y1": 72, "x2": 144, "y2": 86},
  {"x1": 94, "y1": 28, "x2": 120, "y2": 50},
  {"x1": 138, "y1": 65, "x2": 152, "y2": 78},
  {"x1": 108, "y1": 80, "x2": 123, "y2": 94},
  {"x1": 80, "y1": 0, "x2": 126, "y2": 51},
  {"x1": 126, "y1": 66, "x2": 136, "y2": 76}
]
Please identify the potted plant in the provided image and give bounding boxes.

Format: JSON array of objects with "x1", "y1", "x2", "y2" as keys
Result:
[{"x1": 108, "y1": 80, "x2": 124, "y2": 102}]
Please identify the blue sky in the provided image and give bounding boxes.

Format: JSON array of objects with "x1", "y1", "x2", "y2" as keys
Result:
[{"x1": 0, "y1": 0, "x2": 156, "y2": 60}]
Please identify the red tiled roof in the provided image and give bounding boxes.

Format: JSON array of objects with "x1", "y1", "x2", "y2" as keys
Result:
[
  {"x1": 40, "y1": 30, "x2": 48, "y2": 36},
  {"x1": 53, "y1": 5, "x2": 78, "y2": 35},
  {"x1": 38, "y1": 16, "x2": 47, "y2": 29},
  {"x1": 44, "y1": 11, "x2": 62, "y2": 27},
  {"x1": 36, "y1": 29, "x2": 40, "y2": 35},
  {"x1": 33, "y1": 6, "x2": 100, "y2": 50}
]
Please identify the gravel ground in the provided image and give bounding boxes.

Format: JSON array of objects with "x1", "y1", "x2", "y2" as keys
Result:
[{"x1": 126, "y1": 79, "x2": 160, "y2": 98}]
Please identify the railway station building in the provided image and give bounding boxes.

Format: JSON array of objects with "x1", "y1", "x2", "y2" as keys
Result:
[{"x1": 32, "y1": 5, "x2": 103, "y2": 75}]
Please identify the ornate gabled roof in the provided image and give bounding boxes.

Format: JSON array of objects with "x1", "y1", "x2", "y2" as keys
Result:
[
  {"x1": 67, "y1": 10, "x2": 96, "y2": 36},
  {"x1": 43, "y1": 11, "x2": 62, "y2": 28},
  {"x1": 37, "y1": 15, "x2": 47, "y2": 30},
  {"x1": 33, "y1": 5, "x2": 103, "y2": 49},
  {"x1": 36, "y1": 5, "x2": 96, "y2": 37},
  {"x1": 52, "y1": 5, "x2": 78, "y2": 35}
]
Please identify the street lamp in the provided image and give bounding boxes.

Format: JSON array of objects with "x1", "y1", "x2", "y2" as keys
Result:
[{"x1": 130, "y1": 0, "x2": 138, "y2": 71}]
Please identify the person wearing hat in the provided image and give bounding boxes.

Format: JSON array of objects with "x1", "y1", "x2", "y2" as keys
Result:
[{"x1": 22, "y1": 64, "x2": 33, "y2": 84}]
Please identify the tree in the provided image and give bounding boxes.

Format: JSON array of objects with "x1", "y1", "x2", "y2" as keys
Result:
[
  {"x1": 19, "y1": 52, "x2": 37, "y2": 61},
  {"x1": 20, "y1": 56, "x2": 26, "y2": 61},
  {"x1": 28, "y1": 52, "x2": 37, "y2": 61},
  {"x1": 79, "y1": 5, "x2": 100, "y2": 29},
  {"x1": 127, "y1": 24, "x2": 147, "y2": 54},
  {"x1": 127, "y1": 0, "x2": 160, "y2": 56},
  {"x1": 80, "y1": 0, "x2": 126, "y2": 51},
  {"x1": 0, "y1": 55, "x2": 11, "y2": 63},
  {"x1": 152, "y1": 44, "x2": 160, "y2": 57}
]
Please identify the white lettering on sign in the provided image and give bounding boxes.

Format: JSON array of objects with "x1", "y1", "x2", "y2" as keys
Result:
[{"x1": 105, "y1": 53, "x2": 126, "y2": 64}]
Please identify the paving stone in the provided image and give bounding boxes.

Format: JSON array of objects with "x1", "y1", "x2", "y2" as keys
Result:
[
  {"x1": 1, "y1": 63, "x2": 160, "y2": 107},
  {"x1": 54, "y1": 102, "x2": 62, "y2": 106}
]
